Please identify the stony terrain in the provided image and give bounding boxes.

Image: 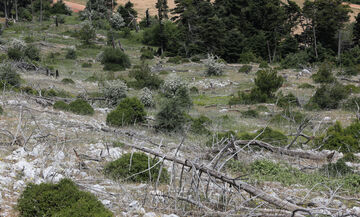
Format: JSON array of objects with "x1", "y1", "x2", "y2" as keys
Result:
[{"x1": 1, "y1": 11, "x2": 360, "y2": 217}]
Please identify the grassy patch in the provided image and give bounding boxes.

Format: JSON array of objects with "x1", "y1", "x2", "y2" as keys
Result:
[{"x1": 193, "y1": 95, "x2": 231, "y2": 106}]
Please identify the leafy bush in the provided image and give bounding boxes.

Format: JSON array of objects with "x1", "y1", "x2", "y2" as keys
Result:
[
  {"x1": 161, "y1": 75, "x2": 192, "y2": 108},
  {"x1": 204, "y1": 54, "x2": 225, "y2": 76},
  {"x1": 101, "y1": 80, "x2": 127, "y2": 106},
  {"x1": 65, "y1": 49, "x2": 77, "y2": 59},
  {"x1": 24, "y1": 45, "x2": 40, "y2": 61},
  {"x1": 0, "y1": 105, "x2": 3, "y2": 115},
  {"x1": 339, "y1": 65, "x2": 360, "y2": 77},
  {"x1": 82, "y1": 62, "x2": 92, "y2": 68},
  {"x1": 280, "y1": 51, "x2": 310, "y2": 69},
  {"x1": 155, "y1": 99, "x2": 187, "y2": 132},
  {"x1": 0, "y1": 64, "x2": 21, "y2": 87},
  {"x1": 17, "y1": 179, "x2": 112, "y2": 217},
  {"x1": 61, "y1": 78, "x2": 75, "y2": 85},
  {"x1": 241, "y1": 109, "x2": 259, "y2": 118},
  {"x1": 140, "y1": 87, "x2": 155, "y2": 107},
  {"x1": 167, "y1": 56, "x2": 183, "y2": 64},
  {"x1": 238, "y1": 65, "x2": 252, "y2": 74},
  {"x1": 238, "y1": 52, "x2": 258, "y2": 64},
  {"x1": 53, "y1": 101, "x2": 70, "y2": 111},
  {"x1": 7, "y1": 47, "x2": 24, "y2": 60},
  {"x1": 19, "y1": 8, "x2": 33, "y2": 21},
  {"x1": 50, "y1": 1, "x2": 72, "y2": 15},
  {"x1": 320, "y1": 159, "x2": 353, "y2": 178},
  {"x1": 104, "y1": 152, "x2": 169, "y2": 183},
  {"x1": 316, "y1": 121, "x2": 360, "y2": 153},
  {"x1": 106, "y1": 97, "x2": 146, "y2": 126},
  {"x1": 277, "y1": 92, "x2": 300, "y2": 108},
  {"x1": 79, "y1": 21, "x2": 96, "y2": 45},
  {"x1": 307, "y1": 83, "x2": 350, "y2": 110},
  {"x1": 239, "y1": 127, "x2": 288, "y2": 147},
  {"x1": 343, "y1": 97, "x2": 360, "y2": 111},
  {"x1": 140, "y1": 47, "x2": 155, "y2": 60},
  {"x1": 345, "y1": 84, "x2": 360, "y2": 94},
  {"x1": 101, "y1": 48, "x2": 131, "y2": 71},
  {"x1": 190, "y1": 115, "x2": 212, "y2": 135},
  {"x1": 109, "y1": 13, "x2": 125, "y2": 30},
  {"x1": 312, "y1": 63, "x2": 336, "y2": 83},
  {"x1": 69, "y1": 99, "x2": 94, "y2": 115},
  {"x1": 255, "y1": 69, "x2": 284, "y2": 97},
  {"x1": 129, "y1": 64, "x2": 163, "y2": 90},
  {"x1": 259, "y1": 61, "x2": 269, "y2": 68},
  {"x1": 190, "y1": 86, "x2": 199, "y2": 94}
]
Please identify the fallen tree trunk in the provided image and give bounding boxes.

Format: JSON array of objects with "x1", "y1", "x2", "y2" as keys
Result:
[
  {"x1": 124, "y1": 143, "x2": 305, "y2": 212},
  {"x1": 234, "y1": 140, "x2": 333, "y2": 161}
]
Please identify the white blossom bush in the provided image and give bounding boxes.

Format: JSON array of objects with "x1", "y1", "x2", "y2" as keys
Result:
[
  {"x1": 109, "y1": 13, "x2": 125, "y2": 30},
  {"x1": 140, "y1": 87, "x2": 155, "y2": 107},
  {"x1": 161, "y1": 74, "x2": 192, "y2": 108},
  {"x1": 10, "y1": 39, "x2": 26, "y2": 51},
  {"x1": 204, "y1": 53, "x2": 225, "y2": 76},
  {"x1": 101, "y1": 80, "x2": 127, "y2": 106}
]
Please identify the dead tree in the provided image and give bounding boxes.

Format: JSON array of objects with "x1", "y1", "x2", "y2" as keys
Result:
[{"x1": 55, "y1": 70, "x2": 59, "y2": 79}]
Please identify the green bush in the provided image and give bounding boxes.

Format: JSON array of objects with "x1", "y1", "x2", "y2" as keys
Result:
[
  {"x1": 69, "y1": 99, "x2": 94, "y2": 115},
  {"x1": 101, "y1": 80, "x2": 127, "y2": 106},
  {"x1": 343, "y1": 97, "x2": 360, "y2": 111},
  {"x1": 41, "y1": 89, "x2": 72, "y2": 98},
  {"x1": 19, "y1": 8, "x2": 33, "y2": 21},
  {"x1": 155, "y1": 99, "x2": 187, "y2": 132},
  {"x1": 106, "y1": 97, "x2": 146, "y2": 126},
  {"x1": 7, "y1": 48, "x2": 24, "y2": 60},
  {"x1": 0, "y1": 105, "x2": 3, "y2": 115},
  {"x1": 241, "y1": 109, "x2": 259, "y2": 118},
  {"x1": 167, "y1": 56, "x2": 183, "y2": 64},
  {"x1": 17, "y1": 179, "x2": 112, "y2": 217},
  {"x1": 53, "y1": 101, "x2": 70, "y2": 111},
  {"x1": 79, "y1": 22, "x2": 96, "y2": 45},
  {"x1": 190, "y1": 115, "x2": 212, "y2": 135},
  {"x1": 50, "y1": 1, "x2": 72, "y2": 15},
  {"x1": 259, "y1": 61, "x2": 269, "y2": 68},
  {"x1": 312, "y1": 63, "x2": 336, "y2": 83},
  {"x1": 61, "y1": 78, "x2": 75, "y2": 85},
  {"x1": 298, "y1": 83, "x2": 315, "y2": 89},
  {"x1": 345, "y1": 84, "x2": 360, "y2": 94},
  {"x1": 320, "y1": 159, "x2": 353, "y2": 178},
  {"x1": 277, "y1": 92, "x2": 300, "y2": 108},
  {"x1": 255, "y1": 69, "x2": 284, "y2": 97},
  {"x1": 129, "y1": 64, "x2": 163, "y2": 90},
  {"x1": 271, "y1": 109, "x2": 306, "y2": 125},
  {"x1": 104, "y1": 152, "x2": 169, "y2": 183},
  {"x1": 239, "y1": 127, "x2": 288, "y2": 147},
  {"x1": 190, "y1": 86, "x2": 199, "y2": 94},
  {"x1": 140, "y1": 47, "x2": 155, "y2": 60},
  {"x1": 238, "y1": 52, "x2": 258, "y2": 64},
  {"x1": 65, "y1": 49, "x2": 77, "y2": 59},
  {"x1": 20, "y1": 86, "x2": 38, "y2": 95},
  {"x1": 238, "y1": 65, "x2": 252, "y2": 74},
  {"x1": 307, "y1": 83, "x2": 350, "y2": 110},
  {"x1": 280, "y1": 51, "x2": 310, "y2": 69},
  {"x1": 81, "y1": 62, "x2": 92, "y2": 68},
  {"x1": 24, "y1": 45, "x2": 40, "y2": 61},
  {"x1": 316, "y1": 121, "x2": 360, "y2": 153},
  {"x1": 101, "y1": 48, "x2": 131, "y2": 71},
  {"x1": 0, "y1": 64, "x2": 21, "y2": 87},
  {"x1": 339, "y1": 65, "x2": 360, "y2": 77}
]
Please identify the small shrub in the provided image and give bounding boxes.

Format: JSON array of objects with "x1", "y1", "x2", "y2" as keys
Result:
[
  {"x1": 271, "y1": 109, "x2": 306, "y2": 125},
  {"x1": 343, "y1": 97, "x2": 360, "y2": 111},
  {"x1": 312, "y1": 63, "x2": 336, "y2": 83},
  {"x1": 65, "y1": 49, "x2": 77, "y2": 59},
  {"x1": 204, "y1": 54, "x2": 225, "y2": 76},
  {"x1": 24, "y1": 36, "x2": 35, "y2": 43},
  {"x1": 259, "y1": 61, "x2": 269, "y2": 68},
  {"x1": 190, "y1": 115, "x2": 212, "y2": 135},
  {"x1": 7, "y1": 47, "x2": 24, "y2": 60},
  {"x1": 19, "y1": 8, "x2": 33, "y2": 21},
  {"x1": 298, "y1": 83, "x2": 315, "y2": 89},
  {"x1": 320, "y1": 159, "x2": 353, "y2": 178},
  {"x1": 106, "y1": 97, "x2": 146, "y2": 126},
  {"x1": 155, "y1": 99, "x2": 187, "y2": 132},
  {"x1": 191, "y1": 56, "x2": 201, "y2": 62},
  {"x1": 255, "y1": 69, "x2": 284, "y2": 97},
  {"x1": 238, "y1": 51, "x2": 258, "y2": 64},
  {"x1": 109, "y1": 13, "x2": 125, "y2": 30},
  {"x1": 140, "y1": 87, "x2": 155, "y2": 107},
  {"x1": 20, "y1": 86, "x2": 38, "y2": 95},
  {"x1": 69, "y1": 99, "x2": 94, "y2": 115},
  {"x1": 280, "y1": 51, "x2": 310, "y2": 69},
  {"x1": 24, "y1": 45, "x2": 40, "y2": 61},
  {"x1": 238, "y1": 65, "x2": 252, "y2": 74},
  {"x1": 53, "y1": 101, "x2": 70, "y2": 111},
  {"x1": 167, "y1": 56, "x2": 182, "y2": 64},
  {"x1": 307, "y1": 83, "x2": 350, "y2": 110},
  {"x1": 241, "y1": 109, "x2": 259, "y2": 118},
  {"x1": 161, "y1": 75, "x2": 192, "y2": 108},
  {"x1": 345, "y1": 84, "x2": 360, "y2": 94},
  {"x1": 101, "y1": 48, "x2": 131, "y2": 71},
  {"x1": 61, "y1": 78, "x2": 75, "y2": 85},
  {"x1": 190, "y1": 86, "x2": 199, "y2": 94},
  {"x1": 79, "y1": 21, "x2": 96, "y2": 45},
  {"x1": 0, "y1": 105, "x2": 3, "y2": 115},
  {"x1": 239, "y1": 127, "x2": 288, "y2": 147},
  {"x1": 277, "y1": 92, "x2": 300, "y2": 108},
  {"x1": 82, "y1": 62, "x2": 92, "y2": 68},
  {"x1": 339, "y1": 65, "x2": 360, "y2": 77},
  {"x1": 104, "y1": 152, "x2": 169, "y2": 183},
  {"x1": 316, "y1": 121, "x2": 360, "y2": 153},
  {"x1": 140, "y1": 47, "x2": 155, "y2": 60},
  {"x1": 17, "y1": 179, "x2": 112, "y2": 217},
  {"x1": 129, "y1": 64, "x2": 163, "y2": 90},
  {"x1": 101, "y1": 79, "x2": 127, "y2": 106},
  {"x1": 0, "y1": 64, "x2": 21, "y2": 87}
]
